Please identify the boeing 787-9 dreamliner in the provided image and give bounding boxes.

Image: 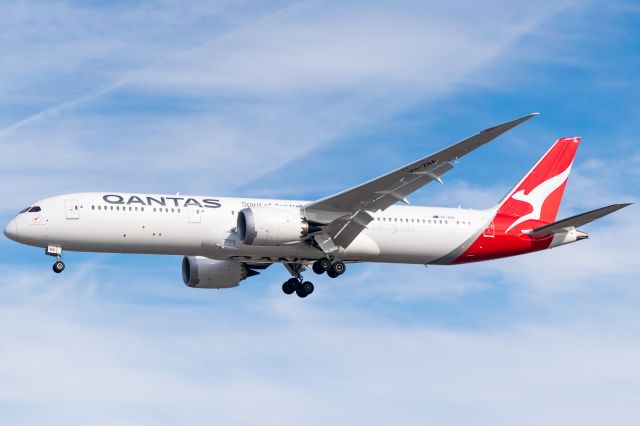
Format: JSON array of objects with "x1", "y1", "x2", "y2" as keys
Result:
[{"x1": 4, "y1": 113, "x2": 631, "y2": 298}]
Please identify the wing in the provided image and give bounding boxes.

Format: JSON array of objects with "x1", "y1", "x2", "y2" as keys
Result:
[{"x1": 303, "y1": 113, "x2": 539, "y2": 250}]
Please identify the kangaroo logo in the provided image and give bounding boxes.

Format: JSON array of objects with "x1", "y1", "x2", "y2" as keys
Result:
[{"x1": 505, "y1": 163, "x2": 573, "y2": 233}]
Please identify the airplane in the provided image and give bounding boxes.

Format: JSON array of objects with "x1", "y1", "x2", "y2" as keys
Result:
[{"x1": 3, "y1": 113, "x2": 631, "y2": 298}]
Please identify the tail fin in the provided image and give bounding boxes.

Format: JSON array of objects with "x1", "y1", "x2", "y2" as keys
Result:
[{"x1": 495, "y1": 136, "x2": 580, "y2": 234}]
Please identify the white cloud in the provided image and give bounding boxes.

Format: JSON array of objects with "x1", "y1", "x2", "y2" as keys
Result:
[
  {"x1": 0, "y1": 0, "x2": 572, "y2": 211},
  {"x1": 3, "y1": 1, "x2": 639, "y2": 425},
  {"x1": 1, "y1": 267, "x2": 640, "y2": 425}
]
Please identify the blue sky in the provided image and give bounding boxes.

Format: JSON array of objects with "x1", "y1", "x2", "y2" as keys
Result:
[{"x1": 1, "y1": 1, "x2": 639, "y2": 424}]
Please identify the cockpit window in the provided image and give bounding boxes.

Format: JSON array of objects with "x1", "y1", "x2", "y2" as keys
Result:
[
  {"x1": 18, "y1": 207, "x2": 31, "y2": 214},
  {"x1": 28, "y1": 206, "x2": 41, "y2": 213}
]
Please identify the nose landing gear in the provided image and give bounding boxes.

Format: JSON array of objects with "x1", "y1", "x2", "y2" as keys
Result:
[{"x1": 46, "y1": 245, "x2": 65, "y2": 274}]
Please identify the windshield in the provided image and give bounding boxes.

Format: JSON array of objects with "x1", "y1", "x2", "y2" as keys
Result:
[
  {"x1": 28, "y1": 206, "x2": 41, "y2": 213},
  {"x1": 18, "y1": 207, "x2": 31, "y2": 214}
]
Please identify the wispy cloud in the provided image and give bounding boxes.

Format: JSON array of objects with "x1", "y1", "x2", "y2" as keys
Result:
[
  {"x1": 1, "y1": 1, "x2": 639, "y2": 425},
  {"x1": 0, "y1": 0, "x2": 572, "y2": 210}
]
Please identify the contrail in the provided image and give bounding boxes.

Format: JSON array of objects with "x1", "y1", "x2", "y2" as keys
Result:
[
  {"x1": 0, "y1": 79, "x2": 128, "y2": 138},
  {"x1": 0, "y1": 0, "x2": 308, "y2": 139}
]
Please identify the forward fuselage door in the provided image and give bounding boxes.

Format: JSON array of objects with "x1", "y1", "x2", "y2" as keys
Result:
[
  {"x1": 65, "y1": 199, "x2": 80, "y2": 219},
  {"x1": 188, "y1": 206, "x2": 201, "y2": 224}
]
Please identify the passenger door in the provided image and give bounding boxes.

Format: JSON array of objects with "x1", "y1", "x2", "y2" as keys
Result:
[
  {"x1": 188, "y1": 206, "x2": 201, "y2": 224},
  {"x1": 65, "y1": 199, "x2": 80, "y2": 219}
]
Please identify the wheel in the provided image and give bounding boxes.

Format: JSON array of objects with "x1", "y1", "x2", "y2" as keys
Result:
[
  {"x1": 330, "y1": 261, "x2": 346, "y2": 275},
  {"x1": 53, "y1": 260, "x2": 65, "y2": 273},
  {"x1": 312, "y1": 258, "x2": 331, "y2": 274},
  {"x1": 327, "y1": 270, "x2": 338, "y2": 278},
  {"x1": 296, "y1": 287, "x2": 309, "y2": 298},
  {"x1": 282, "y1": 278, "x2": 297, "y2": 295},
  {"x1": 301, "y1": 281, "x2": 314, "y2": 295}
]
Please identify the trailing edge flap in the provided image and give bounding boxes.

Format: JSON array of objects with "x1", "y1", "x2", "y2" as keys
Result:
[{"x1": 528, "y1": 203, "x2": 632, "y2": 236}]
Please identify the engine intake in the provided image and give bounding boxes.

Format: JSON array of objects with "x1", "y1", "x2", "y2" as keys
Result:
[
  {"x1": 237, "y1": 207, "x2": 309, "y2": 246},
  {"x1": 182, "y1": 256, "x2": 253, "y2": 289}
]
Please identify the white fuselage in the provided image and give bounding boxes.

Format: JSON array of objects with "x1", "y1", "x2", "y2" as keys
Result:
[{"x1": 7, "y1": 192, "x2": 492, "y2": 265}]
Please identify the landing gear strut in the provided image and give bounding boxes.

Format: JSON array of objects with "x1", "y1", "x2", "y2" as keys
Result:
[{"x1": 46, "y1": 245, "x2": 65, "y2": 274}]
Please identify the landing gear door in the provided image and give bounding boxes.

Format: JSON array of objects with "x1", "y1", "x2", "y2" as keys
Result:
[
  {"x1": 65, "y1": 199, "x2": 80, "y2": 219},
  {"x1": 188, "y1": 206, "x2": 201, "y2": 224}
]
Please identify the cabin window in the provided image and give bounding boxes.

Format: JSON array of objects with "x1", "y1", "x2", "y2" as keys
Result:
[
  {"x1": 141, "y1": 207, "x2": 144, "y2": 212},
  {"x1": 91, "y1": 206, "x2": 95, "y2": 210}
]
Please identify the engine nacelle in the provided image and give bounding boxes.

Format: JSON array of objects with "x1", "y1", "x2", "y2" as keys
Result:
[
  {"x1": 182, "y1": 256, "x2": 249, "y2": 289},
  {"x1": 237, "y1": 207, "x2": 309, "y2": 245}
]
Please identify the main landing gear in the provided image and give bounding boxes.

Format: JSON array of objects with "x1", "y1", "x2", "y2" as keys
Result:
[
  {"x1": 281, "y1": 258, "x2": 345, "y2": 298},
  {"x1": 312, "y1": 258, "x2": 346, "y2": 278},
  {"x1": 282, "y1": 278, "x2": 314, "y2": 298},
  {"x1": 46, "y1": 245, "x2": 65, "y2": 273}
]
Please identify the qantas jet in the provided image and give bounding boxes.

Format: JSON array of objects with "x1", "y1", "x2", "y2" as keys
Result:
[{"x1": 3, "y1": 113, "x2": 631, "y2": 298}]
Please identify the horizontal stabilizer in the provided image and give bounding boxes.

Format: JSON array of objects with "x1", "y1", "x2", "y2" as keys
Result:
[{"x1": 528, "y1": 203, "x2": 632, "y2": 236}]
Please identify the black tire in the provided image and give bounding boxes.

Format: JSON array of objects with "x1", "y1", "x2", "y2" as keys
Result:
[
  {"x1": 327, "y1": 270, "x2": 338, "y2": 278},
  {"x1": 53, "y1": 261, "x2": 65, "y2": 274},
  {"x1": 312, "y1": 258, "x2": 332, "y2": 274},
  {"x1": 296, "y1": 288, "x2": 308, "y2": 298},
  {"x1": 330, "y1": 261, "x2": 346, "y2": 275},
  {"x1": 319, "y1": 258, "x2": 331, "y2": 270},
  {"x1": 301, "y1": 281, "x2": 314, "y2": 295},
  {"x1": 312, "y1": 261, "x2": 325, "y2": 275},
  {"x1": 282, "y1": 278, "x2": 297, "y2": 295}
]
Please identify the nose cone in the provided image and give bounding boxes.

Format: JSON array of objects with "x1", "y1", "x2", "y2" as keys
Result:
[{"x1": 3, "y1": 219, "x2": 18, "y2": 241}]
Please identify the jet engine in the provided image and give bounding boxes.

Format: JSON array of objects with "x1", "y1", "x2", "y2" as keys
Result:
[
  {"x1": 182, "y1": 256, "x2": 258, "y2": 289},
  {"x1": 236, "y1": 207, "x2": 309, "y2": 245}
]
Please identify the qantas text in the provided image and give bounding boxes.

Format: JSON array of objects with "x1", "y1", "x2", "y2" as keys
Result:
[{"x1": 103, "y1": 194, "x2": 221, "y2": 208}]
